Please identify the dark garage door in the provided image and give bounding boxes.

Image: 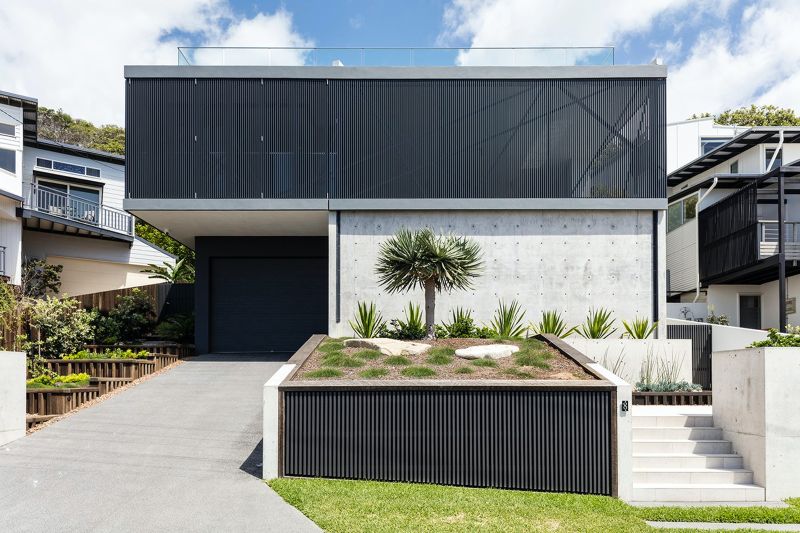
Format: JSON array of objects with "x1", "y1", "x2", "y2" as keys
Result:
[{"x1": 210, "y1": 257, "x2": 327, "y2": 353}]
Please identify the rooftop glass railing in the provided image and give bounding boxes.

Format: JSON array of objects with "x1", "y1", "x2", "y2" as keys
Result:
[{"x1": 177, "y1": 46, "x2": 615, "y2": 67}]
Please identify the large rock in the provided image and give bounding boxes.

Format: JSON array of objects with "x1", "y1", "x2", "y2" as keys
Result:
[
  {"x1": 455, "y1": 344, "x2": 520, "y2": 360},
  {"x1": 344, "y1": 338, "x2": 431, "y2": 356}
]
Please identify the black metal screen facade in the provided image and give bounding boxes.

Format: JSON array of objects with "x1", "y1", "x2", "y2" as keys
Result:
[
  {"x1": 126, "y1": 77, "x2": 665, "y2": 200},
  {"x1": 283, "y1": 388, "x2": 613, "y2": 495},
  {"x1": 698, "y1": 183, "x2": 759, "y2": 281},
  {"x1": 667, "y1": 323, "x2": 713, "y2": 389}
]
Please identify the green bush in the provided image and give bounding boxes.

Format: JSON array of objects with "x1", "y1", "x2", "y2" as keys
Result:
[
  {"x1": 530, "y1": 310, "x2": 576, "y2": 338},
  {"x1": 426, "y1": 347, "x2": 455, "y2": 365},
  {"x1": 26, "y1": 296, "x2": 94, "y2": 359},
  {"x1": 488, "y1": 300, "x2": 527, "y2": 339},
  {"x1": 107, "y1": 289, "x2": 155, "y2": 342},
  {"x1": 154, "y1": 313, "x2": 194, "y2": 343},
  {"x1": 26, "y1": 372, "x2": 91, "y2": 389},
  {"x1": 21, "y1": 258, "x2": 62, "y2": 298},
  {"x1": 750, "y1": 328, "x2": 800, "y2": 347},
  {"x1": 436, "y1": 307, "x2": 476, "y2": 338},
  {"x1": 577, "y1": 307, "x2": 617, "y2": 339},
  {"x1": 636, "y1": 380, "x2": 702, "y2": 393},
  {"x1": 386, "y1": 302, "x2": 426, "y2": 340},
  {"x1": 622, "y1": 317, "x2": 657, "y2": 339},
  {"x1": 62, "y1": 348, "x2": 150, "y2": 360}
]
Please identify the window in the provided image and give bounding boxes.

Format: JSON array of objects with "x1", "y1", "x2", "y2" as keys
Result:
[
  {"x1": 34, "y1": 157, "x2": 101, "y2": 178},
  {"x1": 700, "y1": 137, "x2": 729, "y2": 154},
  {"x1": 0, "y1": 148, "x2": 15, "y2": 174},
  {"x1": 668, "y1": 194, "x2": 698, "y2": 232},
  {"x1": 0, "y1": 123, "x2": 14, "y2": 137},
  {"x1": 36, "y1": 178, "x2": 102, "y2": 223},
  {"x1": 730, "y1": 160, "x2": 739, "y2": 174},
  {"x1": 766, "y1": 148, "x2": 783, "y2": 171}
]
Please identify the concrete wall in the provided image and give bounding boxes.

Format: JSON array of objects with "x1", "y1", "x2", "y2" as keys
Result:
[
  {"x1": 706, "y1": 274, "x2": 800, "y2": 329},
  {"x1": 329, "y1": 209, "x2": 664, "y2": 338},
  {"x1": 0, "y1": 352, "x2": 26, "y2": 447},
  {"x1": 565, "y1": 338, "x2": 692, "y2": 386},
  {"x1": 713, "y1": 347, "x2": 800, "y2": 500}
]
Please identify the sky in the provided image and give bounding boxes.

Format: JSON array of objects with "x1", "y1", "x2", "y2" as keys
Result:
[{"x1": 0, "y1": 0, "x2": 798, "y2": 127}]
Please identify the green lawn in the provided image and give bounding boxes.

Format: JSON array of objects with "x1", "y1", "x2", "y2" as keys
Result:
[{"x1": 269, "y1": 478, "x2": 799, "y2": 532}]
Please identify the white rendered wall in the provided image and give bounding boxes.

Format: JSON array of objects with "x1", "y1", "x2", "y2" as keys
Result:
[
  {"x1": 0, "y1": 351, "x2": 25, "y2": 447},
  {"x1": 329, "y1": 210, "x2": 664, "y2": 338},
  {"x1": 666, "y1": 118, "x2": 743, "y2": 173},
  {"x1": 0, "y1": 104, "x2": 23, "y2": 199},
  {"x1": 0, "y1": 198, "x2": 22, "y2": 285},
  {"x1": 713, "y1": 347, "x2": 800, "y2": 500},
  {"x1": 706, "y1": 274, "x2": 800, "y2": 329},
  {"x1": 565, "y1": 338, "x2": 692, "y2": 386}
]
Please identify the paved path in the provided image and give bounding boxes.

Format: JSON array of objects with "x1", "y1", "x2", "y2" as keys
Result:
[
  {"x1": 0, "y1": 355, "x2": 320, "y2": 533},
  {"x1": 647, "y1": 521, "x2": 800, "y2": 530}
]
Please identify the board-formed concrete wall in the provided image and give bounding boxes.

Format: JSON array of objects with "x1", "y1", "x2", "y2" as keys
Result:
[
  {"x1": 329, "y1": 210, "x2": 662, "y2": 338},
  {"x1": 713, "y1": 347, "x2": 800, "y2": 500},
  {"x1": 0, "y1": 352, "x2": 26, "y2": 447}
]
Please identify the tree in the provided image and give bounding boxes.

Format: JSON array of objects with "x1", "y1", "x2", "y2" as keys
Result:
[
  {"x1": 142, "y1": 258, "x2": 195, "y2": 283},
  {"x1": 37, "y1": 106, "x2": 125, "y2": 154},
  {"x1": 21, "y1": 258, "x2": 63, "y2": 298},
  {"x1": 135, "y1": 221, "x2": 195, "y2": 266},
  {"x1": 375, "y1": 228, "x2": 482, "y2": 339},
  {"x1": 688, "y1": 105, "x2": 800, "y2": 126}
]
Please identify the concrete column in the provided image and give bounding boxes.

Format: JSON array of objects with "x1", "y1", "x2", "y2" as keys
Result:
[
  {"x1": 262, "y1": 364, "x2": 295, "y2": 480},
  {"x1": 0, "y1": 352, "x2": 26, "y2": 447}
]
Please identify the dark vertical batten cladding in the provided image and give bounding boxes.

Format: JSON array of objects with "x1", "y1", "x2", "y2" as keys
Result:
[
  {"x1": 698, "y1": 182, "x2": 759, "y2": 282},
  {"x1": 667, "y1": 323, "x2": 713, "y2": 390},
  {"x1": 283, "y1": 388, "x2": 613, "y2": 495},
  {"x1": 126, "y1": 77, "x2": 666, "y2": 200}
]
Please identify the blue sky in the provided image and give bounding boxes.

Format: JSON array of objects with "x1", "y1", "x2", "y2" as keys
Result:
[{"x1": 1, "y1": 0, "x2": 798, "y2": 125}]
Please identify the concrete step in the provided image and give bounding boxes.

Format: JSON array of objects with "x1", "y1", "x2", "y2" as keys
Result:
[
  {"x1": 633, "y1": 440, "x2": 732, "y2": 454},
  {"x1": 633, "y1": 453, "x2": 744, "y2": 469},
  {"x1": 633, "y1": 427, "x2": 723, "y2": 440},
  {"x1": 632, "y1": 414, "x2": 714, "y2": 428},
  {"x1": 633, "y1": 468, "x2": 754, "y2": 485},
  {"x1": 632, "y1": 483, "x2": 766, "y2": 502}
]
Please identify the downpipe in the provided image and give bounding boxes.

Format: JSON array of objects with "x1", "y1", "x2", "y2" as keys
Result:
[{"x1": 694, "y1": 177, "x2": 718, "y2": 303}]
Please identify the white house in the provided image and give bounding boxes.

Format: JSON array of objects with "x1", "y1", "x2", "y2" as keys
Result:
[{"x1": 0, "y1": 89, "x2": 174, "y2": 296}]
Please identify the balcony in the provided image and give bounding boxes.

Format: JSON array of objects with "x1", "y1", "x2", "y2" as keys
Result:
[
  {"x1": 19, "y1": 183, "x2": 133, "y2": 242},
  {"x1": 759, "y1": 221, "x2": 800, "y2": 260}
]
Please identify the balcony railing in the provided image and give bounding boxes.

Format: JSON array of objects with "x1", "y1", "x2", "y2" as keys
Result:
[
  {"x1": 759, "y1": 220, "x2": 800, "y2": 260},
  {"x1": 24, "y1": 183, "x2": 133, "y2": 236},
  {"x1": 0, "y1": 245, "x2": 6, "y2": 277}
]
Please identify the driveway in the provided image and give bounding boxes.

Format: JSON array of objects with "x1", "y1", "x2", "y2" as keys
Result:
[{"x1": 0, "y1": 355, "x2": 320, "y2": 533}]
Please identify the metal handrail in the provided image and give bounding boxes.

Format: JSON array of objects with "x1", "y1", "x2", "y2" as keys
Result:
[
  {"x1": 24, "y1": 183, "x2": 133, "y2": 236},
  {"x1": 177, "y1": 46, "x2": 615, "y2": 67},
  {"x1": 758, "y1": 220, "x2": 800, "y2": 242}
]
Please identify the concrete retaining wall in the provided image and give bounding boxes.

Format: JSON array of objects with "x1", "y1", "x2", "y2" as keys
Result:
[
  {"x1": 0, "y1": 352, "x2": 26, "y2": 447},
  {"x1": 713, "y1": 347, "x2": 800, "y2": 500},
  {"x1": 329, "y1": 209, "x2": 663, "y2": 338},
  {"x1": 565, "y1": 338, "x2": 692, "y2": 386}
]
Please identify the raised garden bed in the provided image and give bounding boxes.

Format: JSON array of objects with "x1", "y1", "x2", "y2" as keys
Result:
[
  {"x1": 27, "y1": 386, "x2": 100, "y2": 415},
  {"x1": 43, "y1": 358, "x2": 156, "y2": 379},
  {"x1": 293, "y1": 336, "x2": 595, "y2": 381},
  {"x1": 85, "y1": 343, "x2": 194, "y2": 367},
  {"x1": 633, "y1": 391, "x2": 712, "y2": 406}
]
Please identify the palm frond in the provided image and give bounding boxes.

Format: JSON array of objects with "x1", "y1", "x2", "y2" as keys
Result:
[
  {"x1": 349, "y1": 301, "x2": 386, "y2": 338},
  {"x1": 577, "y1": 307, "x2": 617, "y2": 339},
  {"x1": 530, "y1": 310, "x2": 577, "y2": 338},
  {"x1": 489, "y1": 299, "x2": 527, "y2": 339},
  {"x1": 622, "y1": 317, "x2": 657, "y2": 339}
]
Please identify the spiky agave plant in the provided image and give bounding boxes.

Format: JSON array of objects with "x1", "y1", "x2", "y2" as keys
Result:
[
  {"x1": 530, "y1": 310, "x2": 577, "y2": 338},
  {"x1": 622, "y1": 316, "x2": 658, "y2": 339},
  {"x1": 577, "y1": 307, "x2": 617, "y2": 339},
  {"x1": 489, "y1": 299, "x2": 527, "y2": 339},
  {"x1": 375, "y1": 228, "x2": 482, "y2": 338},
  {"x1": 349, "y1": 301, "x2": 386, "y2": 338}
]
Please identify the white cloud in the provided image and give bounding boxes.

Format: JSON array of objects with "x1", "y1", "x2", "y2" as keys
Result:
[
  {"x1": 0, "y1": 1, "x2": 312, "y2": 126},
  {"x1": 668, "y1": 0, "x2": 800, "y2": 121}
]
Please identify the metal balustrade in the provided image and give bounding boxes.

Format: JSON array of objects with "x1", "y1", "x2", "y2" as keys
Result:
[
  {"x1": 759, "y1": 220, "x2": 800, "y2": 242},
  {"x1": 24, "y1": 183, "x2": 133, "y2": 236}
]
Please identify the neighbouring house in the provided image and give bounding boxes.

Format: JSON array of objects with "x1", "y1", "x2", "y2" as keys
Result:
[
  {"x1": 666, "y1": 124, "x2": 800, "y2": 329},
  {"x1": 0, "y1": 89, "x2": 175, "y2": 295},
  {"x1": 666, "y1": 116, "x2": 747, "y2": 173},
  {"x1": 124, "y1": 59, "x2": 667, "y2": 355}
]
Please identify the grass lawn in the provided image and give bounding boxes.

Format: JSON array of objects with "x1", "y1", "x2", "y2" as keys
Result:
[{"x1": 269, "y1": 478, "x2": 800, "y2": 532}]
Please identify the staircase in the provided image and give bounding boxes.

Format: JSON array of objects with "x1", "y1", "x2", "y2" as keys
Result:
[{"x1": 632, "y1": 411, "x2": 765, "y2": 502}]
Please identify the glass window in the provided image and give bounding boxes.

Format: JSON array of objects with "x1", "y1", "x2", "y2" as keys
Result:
[
  {"x1": 36, "y1": 157, "x2": 52, "y2": 168},
  {"x1": 0, "y1": 148, "x2": 15, "y2": 174},
  {"x1": 684, "y1": 195, "x2": 698, "y2": 221},
  {"x1": 668, "y1": 194, "x2": 699, "y2": 233},
  {"x1": 86, "y1": 167, "x2": 100, "y2": 177},
  {"x1": 701, "y1": 138, "x2": 728, "y2": 154},
  {"x1": 0, "y1": 123, "x2": 14, "y2": 137},
  {"x1": 730, "y1": 160, "x2": 739, "y2": 174},
  {"x1": 766, "y1": 148, "x2": 783, "y2": 171},
  {"x1": 52, "y1": 161, "x2": 86, "y2": 175}
]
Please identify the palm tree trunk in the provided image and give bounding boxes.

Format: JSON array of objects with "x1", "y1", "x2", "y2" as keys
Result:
[{"x1": 424, "y1": 279, "x2": 436, "y2": 339}]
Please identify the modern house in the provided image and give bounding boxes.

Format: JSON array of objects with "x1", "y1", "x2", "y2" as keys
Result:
[
  {"x1": 666, "y1": 125, "x2": 800, "y2": 329},
  {"x1": 124, "y1": 60, "x2": 667, "y2": 355},
  {"x1": 0, "y1": 90, "x2": 174, "y2": 295},
  {"x1": 667, "y1": 116, "x2": 746, "y2": 173}
]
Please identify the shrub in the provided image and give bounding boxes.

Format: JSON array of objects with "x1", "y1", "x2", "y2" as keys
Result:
[
  {"x1": 530, "y1": 310, "x2": 576, "y2": 338},
  {"x1": 474, "y1": 326, "x2": 495, "y2": 339},
  {"x1": 401, "y1": 366, "x2": 437, "y2": 378},
  {"x1": 577, "y1": 307, "x2": 617, "y2": 339},
  {"x1": 349, "y1": 301, "x2": 386, "y2": 338},
  {"x1": 636, "y1": 381, "x2": 701, "y2": 393},
  {"x1": 750, "y1": 328, "x2": 800, "y2": 347},
  {"x1": 62, "y1": 348, "x2": 149, "y2": 360},
  {"x1": 384, "y1": 355, "x2": 411, "y2": 366},
  {"x1": 107, "y1": 289, "x2": 155, "y2": 342},
  {"x1": 305, "y1": 368, "x2": 343, "y2": 378},
  {"x1": 386, "y1": 302, "x2": 426, "y2": 340},
  {"x1": 154, "y1": 313, "x2": 195, "y2": 343},
  {"x1": 21, "y1": 258, "x2": 62, "y2": 298},
  {"x1": 622, "y1": 317, "x2": 657, "y2": 339},
  {"x1": 26, "y1": 372, "x2": 91, "y2": 389},
  {"x1": 26, "y1": 296, "x2": 94, "y2": 359},
  {"x1": 489, "y1": 300, "x2": 527, "y2": 339},
  {"x1": 436, "y1": 307, "x2": 476, "y2": 338}
]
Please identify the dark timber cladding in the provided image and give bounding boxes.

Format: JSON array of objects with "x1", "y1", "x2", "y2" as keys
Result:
[
  {"x1": 283, "y1": 388, "x2": 613, "y2": 495},
  {"x1": 125, "y1": 76, "x2": 666, "y2": 200}
]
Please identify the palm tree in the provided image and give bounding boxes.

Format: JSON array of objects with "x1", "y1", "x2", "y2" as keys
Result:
[
  {"x1": 375, "y1": 228, "x2": 482, "y2": 339},
  {"x1": 142, "y1": 258, "x2": 195, "y2": 283}
]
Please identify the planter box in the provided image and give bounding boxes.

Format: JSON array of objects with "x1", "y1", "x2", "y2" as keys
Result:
[
  {"x1": 89, "y1": 376, "x2": 134, "y2": 395},
  {"x1": 632, "y1": 391, "x2": 712, "y2": 406},
  {"x1": 26, "y1": 414, "x2": 57, "y2": 429},
  {"x1": 265, "y1": 335, "x2": 630, "y2": 497},
  {"x1": 43, "y1": 358, "x2": 156, "y2": 380},
  {"x1": 26, "y1": 386, "x2": 99, "y2": 416},
  {"x1": 85, "y1": 344, "x2": 193, "y2": 370}
]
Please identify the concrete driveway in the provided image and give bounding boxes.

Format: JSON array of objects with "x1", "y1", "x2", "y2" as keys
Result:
[{"x1": 0, "y1": 355, "x2": 320, "y2": 533}]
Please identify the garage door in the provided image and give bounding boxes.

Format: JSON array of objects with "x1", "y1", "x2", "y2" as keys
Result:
[{"x1": 209, "y1": 257, "x2": 328, "y2": 354}]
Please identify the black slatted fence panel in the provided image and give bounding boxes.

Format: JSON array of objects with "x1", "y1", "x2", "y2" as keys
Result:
[
  {"x1": 698, "y1": 183, "x2": 758, "y2": 281},
  {"x1": 667, "y1": 323, "x2": 712, "y2": 389},
  {"x1": 283, "y1": 389, "x2": 612, "y2": 495}
]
